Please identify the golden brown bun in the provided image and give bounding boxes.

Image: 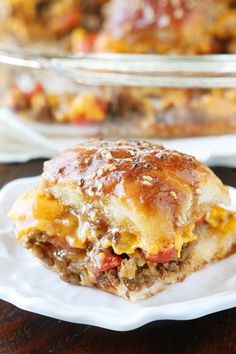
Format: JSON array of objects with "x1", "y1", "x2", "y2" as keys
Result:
[
  {"x1": 42, "y1": 139, "x2": 229, "y2": 255},
  {"x1": 95, "y1": 0, "x2": 217, "y2": 54}
]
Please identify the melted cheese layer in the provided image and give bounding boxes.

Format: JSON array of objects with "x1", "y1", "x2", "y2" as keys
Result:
[
  {"x1": 206, "y1": 206, "x2": 236, "y2": 234},
  {"x1": 9, "y1": 188, "x2": 85, "y2": 249},
  {"x1": 9, "y1": 188, "x2": 236, "y2": 257}
]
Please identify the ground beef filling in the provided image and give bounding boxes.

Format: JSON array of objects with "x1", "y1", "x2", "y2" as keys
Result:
[
  {"x1": 25, "y1": 231, "x2": 195, "y2": 292},
  {"x1": 26, "y1": 231, "x2": 88, "y2": 286}
]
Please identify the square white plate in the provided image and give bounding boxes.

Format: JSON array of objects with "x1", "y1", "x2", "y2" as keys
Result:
[{"x1": 0, "y1": 176, "x2": 236, "y2": 331}]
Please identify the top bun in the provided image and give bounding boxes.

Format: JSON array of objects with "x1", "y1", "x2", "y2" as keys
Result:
[{"x1": 42, "y1": 139, "x2": 229, "y2": 255}]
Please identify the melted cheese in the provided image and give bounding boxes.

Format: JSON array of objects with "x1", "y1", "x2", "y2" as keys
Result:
[
  {"x1": 174, "y1": 224, "x2": 197, "y2": 258},
  {"x1": 9, "y1": 188, "x2": 85, "y2": 249},
  {"x1": 206, "y1": 206, "x2": 236, "y2": 234},
  {"x1": 102, "y1": 232, "x2": 142, "y2": 255},
  {"x1": 103, "y1": 227, "x2": 197, "y2": 258},
  {"x1": 69, "y1": 94, "x2": 106, "y2": 122},
  {"x1": 10, "y1": 189, "x2": 236, "y2": 257}
]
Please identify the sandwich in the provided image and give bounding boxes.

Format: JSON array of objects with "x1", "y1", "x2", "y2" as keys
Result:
[{"x1": 9, "y1": 139, "x2": 236, "y2": 301}]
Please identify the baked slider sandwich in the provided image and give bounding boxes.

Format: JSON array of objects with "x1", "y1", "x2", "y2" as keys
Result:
[{"x1": 9, "y1": 140, "x2": 236, "y2": 301}]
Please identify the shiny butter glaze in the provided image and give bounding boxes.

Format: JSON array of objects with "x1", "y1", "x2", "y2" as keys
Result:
[{"x1": 41, "y1": 139, "x2": 228, "y2": 255}]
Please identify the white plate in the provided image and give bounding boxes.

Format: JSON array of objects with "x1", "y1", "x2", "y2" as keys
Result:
[{"x1": 0, "y1": 176, "x2": 236, "y2": 331}]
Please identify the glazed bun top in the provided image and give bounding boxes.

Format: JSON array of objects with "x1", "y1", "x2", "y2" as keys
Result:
[
  {"x1": 95, "y1": 0, "x2": 218, "y2": 54},
  {"x1": 42, "y1": 139, "x2": 229, "y2": 255},
  {"x1": 102, "y1": 0, "x2": 197, "y2": 34}
]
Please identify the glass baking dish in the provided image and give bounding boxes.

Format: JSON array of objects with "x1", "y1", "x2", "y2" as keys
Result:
[{"x1": 1, "y1": 46, "x2": 236, "y2": 138}]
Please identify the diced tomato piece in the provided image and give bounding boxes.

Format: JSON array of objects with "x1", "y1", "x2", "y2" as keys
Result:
[
  {"x1": 34, "y1": 82, "x2": 44, "y2": 93},
  {"x1": 56, "y1": 10, "x2": 80, "y2": 33},
  {"x1": 195, "y1": 214, "x2": 205, "y2": 227},
  {"x1": 79, "y1": 33, "x2": 97, "y2": 52},
  {"x1": 143, "y1": 248, "x2": 176, "y2": 264},
  {"x1": 11, "y1": 82, "x2": 44, "y2": 100},
  {"x1": 73, "y1": 116, "x2": 88, "y2": 125},
  {"x1": 72, "y1": 114, "x2": 105, "y2": 125},
  {"x1": 96, "y1": 251, "x2": 122, "y2": 272},
  {"x1": 95, "y1": 97, "x2": 108, "y2": 112},
  {"x1": 19, "y1": 82, "x2": 44, "y2": 100},
  {"x1": 72, "y1": 116, "x2": 96, "y2": 126}
]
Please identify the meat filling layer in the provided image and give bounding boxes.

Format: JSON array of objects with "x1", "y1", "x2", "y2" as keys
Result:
[{"x1": 25, "y1": 229, "x2": 196, "y2": 293}]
